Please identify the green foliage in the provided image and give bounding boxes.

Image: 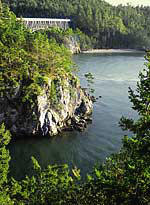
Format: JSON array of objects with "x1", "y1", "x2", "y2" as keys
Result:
[
  {"x1": 120, "y1": 51, "x2": 150, "y2": 136},
  {"x1": 1, "y1": 2, "x2": 150, "y2": 205},
  {"x1": 0, "y1": 3, "x2": 74, "y2": 108},
  {"x1": 85, "y1": 72, "x2": 95, "y2": 94},
  {"x1": 0, "y1": 123, "x2": 12, "y2": 205},
  {"x1": 80, "y1": 134, "x2": 150, "y2": 204},
  {"x1": 43, "y1": 27, "x2": 75, "y2": 44},
  {"x1": 3, "y1": 0, "x2": 150, "y2": 49},
  {"x1": 0, "y1": 123, "x2": 11, "y2": 185},
  {"x1": 50, "y1": 80, "x2": 58, "y2": 105},
  {"x1": 9, "y1": 159, "x2": 80, "y2": 205},
  {"x1": 78, "y1": 32, "x2": 94, "y2": 50}
]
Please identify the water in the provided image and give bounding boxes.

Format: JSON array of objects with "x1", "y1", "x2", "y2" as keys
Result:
[{"x1": 8, "y1": 52, "x2": 145, "y2": 180}]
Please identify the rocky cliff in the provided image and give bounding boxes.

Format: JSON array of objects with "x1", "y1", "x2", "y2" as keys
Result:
[
  {"x1": 0, "y1": 76, "x2": 92, "y2": 137},
  {"x1": 63, "y1": 36, "x2": 81, "y2": 54}
]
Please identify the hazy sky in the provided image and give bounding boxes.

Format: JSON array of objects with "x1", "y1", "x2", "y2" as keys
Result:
[{"x1": 105, "y1": 0, "x2": 150, "y2": 6}]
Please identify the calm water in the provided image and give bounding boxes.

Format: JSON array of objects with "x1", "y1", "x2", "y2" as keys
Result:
[{"x1": 8, "y1": 52, "x2": 145, "y2": 180}]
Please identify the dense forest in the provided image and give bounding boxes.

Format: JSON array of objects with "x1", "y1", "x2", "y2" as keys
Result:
[
  {"x1": 2, "y1": 0, "x2": 150, "y2": 49},
  {"x1": 0, "y1": 1, "x2": 150, "y2": 204}
]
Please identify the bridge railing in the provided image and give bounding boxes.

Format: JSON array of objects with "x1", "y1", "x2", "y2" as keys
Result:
[{"x1": 17, "y1": 18, "x2": 71, "y2": 31}]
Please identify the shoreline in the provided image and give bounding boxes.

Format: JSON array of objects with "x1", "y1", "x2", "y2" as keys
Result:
[{"x1": 81, "y1": 49, "x2": 145, "y2": 54}]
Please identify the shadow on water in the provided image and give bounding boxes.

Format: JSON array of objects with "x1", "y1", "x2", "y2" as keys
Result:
[
  {"x1": 8, "y1": 52, "x2": 145, "y2": 180},
  {"x1": 8, "y1": 128, "x2": 100, "y2": 180}
]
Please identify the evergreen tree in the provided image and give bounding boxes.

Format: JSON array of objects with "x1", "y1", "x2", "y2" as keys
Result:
[{"x1": 120, "y1": 51, "x2": 150, "y2": 136}]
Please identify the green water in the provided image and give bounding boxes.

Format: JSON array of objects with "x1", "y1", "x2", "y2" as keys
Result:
[{"x1": 8, "y1": 52, "x2": 145, "y2": 180}]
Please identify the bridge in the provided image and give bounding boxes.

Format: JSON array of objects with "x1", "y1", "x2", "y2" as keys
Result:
[{"x1": 18, "y1": 18, "x2": 71, "y2": 31}]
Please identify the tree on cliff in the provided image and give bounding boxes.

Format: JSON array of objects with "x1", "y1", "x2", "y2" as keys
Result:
[{"x1": 0, "y1": 2, "x2": 73, "y2": 108}]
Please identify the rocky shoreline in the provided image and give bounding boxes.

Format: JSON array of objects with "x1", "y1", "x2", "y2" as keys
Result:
[
  {"x1": 63, "y1": 36, "x2": 81, "y2": 54},
  {"x1": 81, "y1": 49, "x2": 145, "y2": 54}
]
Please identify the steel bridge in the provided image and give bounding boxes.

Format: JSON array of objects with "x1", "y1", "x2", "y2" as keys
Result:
[{"x1": 18, "y1": 18, "x2": 71, "y2": 31}]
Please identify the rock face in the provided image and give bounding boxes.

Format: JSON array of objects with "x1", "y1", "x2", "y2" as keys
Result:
[
  {"x1": 0, "y1": 76, "x2": 92, "y2": 137},
  {"x1": 63, "y1": 36, "x2": 80, "y2": 54}
]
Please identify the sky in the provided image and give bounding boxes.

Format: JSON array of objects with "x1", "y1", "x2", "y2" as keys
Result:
[{"x1": 105, "y1": 0, "x2": 150, "y2": 6}]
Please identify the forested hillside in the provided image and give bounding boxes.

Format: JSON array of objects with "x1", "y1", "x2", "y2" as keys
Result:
[{"x1": 2, "y1": 0, "x2": 150, "y2": 49}]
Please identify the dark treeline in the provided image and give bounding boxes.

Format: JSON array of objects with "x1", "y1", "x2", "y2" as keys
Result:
[{"x1": 2, "y1": 0, "x2": 150, "y2": 49}]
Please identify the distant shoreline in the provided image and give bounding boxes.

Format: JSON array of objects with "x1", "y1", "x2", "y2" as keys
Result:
[{"x1": 81, "y1": 49, "x2": 145, "y2": 54}]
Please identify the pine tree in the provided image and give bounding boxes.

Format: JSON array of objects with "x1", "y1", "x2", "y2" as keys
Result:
[{"x1": 120, "y1": 51, "x2": 150, "y2": 137}]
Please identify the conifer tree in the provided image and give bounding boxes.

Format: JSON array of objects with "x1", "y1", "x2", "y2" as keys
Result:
[{"x1": 120, "y1": 51, "x2": 150, "y2": 137}]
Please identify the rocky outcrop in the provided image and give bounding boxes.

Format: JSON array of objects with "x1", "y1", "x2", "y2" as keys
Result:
[
  {"x1": 0, "y1": 76, "x2": 92, "y2": 137},
  {"x1": 63, "y1": 36, "x2": 80, "y2": 54}
]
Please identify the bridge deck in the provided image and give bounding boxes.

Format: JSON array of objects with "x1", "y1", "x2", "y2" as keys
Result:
[{"x1": 18, "y1": 18, "x2": 71, "y2": 31}]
